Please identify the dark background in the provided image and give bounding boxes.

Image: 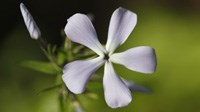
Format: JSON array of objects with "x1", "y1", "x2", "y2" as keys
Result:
[{"x1": 1, "y1": 0, "x2": 200, "y2": 43}]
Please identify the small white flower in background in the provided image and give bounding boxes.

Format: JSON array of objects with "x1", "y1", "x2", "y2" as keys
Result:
[
  {"x1": 20, "y1": 3, "x2": 41, "y2": 40},
  {"x1": 63, "y1": 7, "x2": 157, "y2": 108}
]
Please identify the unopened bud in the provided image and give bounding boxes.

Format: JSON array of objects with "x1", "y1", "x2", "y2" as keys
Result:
[{"x1": 20, "y1": 3, "x2": 41, "y2": 40}]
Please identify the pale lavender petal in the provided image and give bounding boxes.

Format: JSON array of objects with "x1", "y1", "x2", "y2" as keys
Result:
[
  {"x1": 122, "y1": 78, "x2": 151, "y2": 93},
  {"x1": 62, "y1": 56, "x2": 104, "y2": 94},
  {"x1": 106, "y1": 7, "x2": 137, "y2": 54},
  {"x1": 64, "y1": 14, "x2": 106, "y2": 55},
  {"x1": 103, "y1": 62, "x2": 132, "y2": 108},
  {"x1": 110, "y1": 46, "x2": 157, "y2": 74},
  {"x1": 20, "y1": 3, "x2": 41, "y2": 39}
]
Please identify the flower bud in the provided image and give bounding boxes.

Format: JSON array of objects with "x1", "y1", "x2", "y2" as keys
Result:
[{"x1": 20, "y1": 3, "x2": 41, "y2": 40}]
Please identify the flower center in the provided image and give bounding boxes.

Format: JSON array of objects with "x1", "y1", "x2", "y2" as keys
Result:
[{"x1": 104, "y1": 53, "x2": 110, "y2": 60}]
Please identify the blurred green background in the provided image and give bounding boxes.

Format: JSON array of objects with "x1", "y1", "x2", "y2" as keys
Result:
[{"x1": 1, "y1": 0, "x2": 200, "y2": 112}]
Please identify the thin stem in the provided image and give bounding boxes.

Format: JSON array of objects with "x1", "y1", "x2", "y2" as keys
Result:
[
  {"x1": 38, "y1": 37, "x2": 47, "y2": 50},
  {"x1": 65, "y1": 37, "x2": 73, "y2": 61},
  {"x1": 41, "y1": 47, "x2": 62, "y2": 73},
  {"x1": 59, "y1": 83, "x2": 69, "y2": 112},
  {"x1": 38, "y1": 36, "x2": 89, "y2": 112},
  {"x1": 59, "y1": 93, "x2": 65, "y2": 112},
  {"x1": 37, "y1": 36, "x2": 62, "y2": 73}
]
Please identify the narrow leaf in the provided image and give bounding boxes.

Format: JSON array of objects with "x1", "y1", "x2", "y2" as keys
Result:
[
  {"x1": 38, "y1": 84, "x2": 61, "y2": 94},
  {"x1": 21, "y1": 60, "x2": 59, "y2": 75}
]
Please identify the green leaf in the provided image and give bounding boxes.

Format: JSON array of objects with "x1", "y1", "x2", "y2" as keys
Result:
[
  {"x1": 38, "y1": 84, "x2": 61, "y2": 94},
  {"x1": 21, "y1": 60, "x2": 59, "y2": 75}
]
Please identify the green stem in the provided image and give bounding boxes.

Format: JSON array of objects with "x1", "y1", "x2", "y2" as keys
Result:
[
  {"x1": 59, "y1": 93, "x2": 65, "y2": 112},
  {"x1": 41, "y1": 47, "x2": 62, "y2": 73},
  {"x1": 59, "y1": 84, "x2": 68, "y2": 112},
  {"x1": 65, "y1": 37, "x2": 74, "y2": 61},
  {"x1": 39, "y1": 36, "x2": 89, "y2": 112}
]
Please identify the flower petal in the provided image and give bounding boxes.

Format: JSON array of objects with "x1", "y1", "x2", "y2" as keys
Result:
[
  {"x1": 103, "y1": 62, "x2": 132, "y2": 108},
  {"x1": 64, "y1": 14, "x2": 106, "y2": 55},
  {"x1": 20, "y1": 3, "x2": 41, "y2": 40},
  {"x1": 62, "y1": 56, "x2": 104, "y2": 94},
  {"x1": 106, "y1": 7, "x2": 137, "y2": 54},
  {"x1": 110, "y1": 46, "x2": 157, "y2": 74},
  {"x1": 122, "y1": 78, "x2": 151, "y2": 93}
]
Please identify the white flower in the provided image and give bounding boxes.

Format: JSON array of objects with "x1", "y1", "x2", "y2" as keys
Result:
[
  {"x1": 20, "y1": 3, "x2": 41, "y2": 40},
  {"x1": 62, "y1": 7, "x2": 157, "y2": 108}
]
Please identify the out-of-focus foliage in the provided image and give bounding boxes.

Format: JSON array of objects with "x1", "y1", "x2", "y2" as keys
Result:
[{"x1": 21, "y1": 60, "x2": 58, "y2": 75}]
